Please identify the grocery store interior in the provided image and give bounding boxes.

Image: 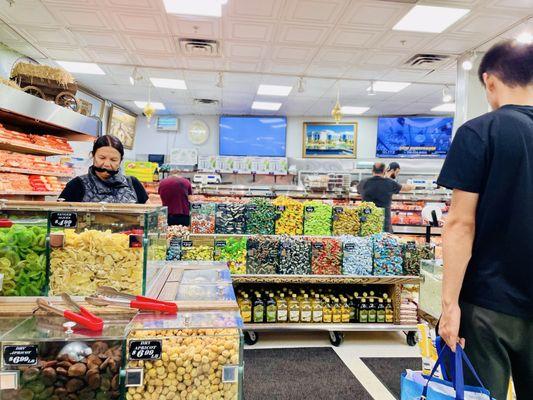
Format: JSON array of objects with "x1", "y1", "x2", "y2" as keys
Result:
[{"x1": 0, "y1": 0, "x2": 531, "y2": 399}]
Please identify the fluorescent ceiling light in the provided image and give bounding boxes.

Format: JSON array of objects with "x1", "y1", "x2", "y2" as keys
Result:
[
  {"x1": 129, "y1": 76, "x2": 135, "y2": 85},
  {"x1": 134, "y1": 101, "x2": 166, "y2": 110},
  {"x1": 56, "y1": 61, "x2": 105, "y2": 75},
  {"x1": 257, "y1": 84, "x2": 292, "y2": 97},
  {"x1": 341, "y1": 106, "x2": 370, "y2": 115},
  {"x1": 393, "y1": 5, "x2": 470, "y2": 33},
  {"x1": 150, "y1": 78, "x2": 187, "y2": 90},
  {"x1": 368, "y1": 81, "x2": 411, "y2": 93},
  {"x1": 516, "y1": 32, "x2": 532, "y2": 44},
  {"x1": 252, "y1": 101, "x2": 282, "y2": 111},
  {"x1": 431, "y1": 103, "x2": 456, "y2": 113},
  {"x1": 163, "y1": 0, "x2": 224, "y2": 17}
]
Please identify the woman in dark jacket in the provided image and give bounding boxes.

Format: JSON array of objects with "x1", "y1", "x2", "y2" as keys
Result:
[{"x1": 59, "y1": 135, "x2": 148, "y2": 204}]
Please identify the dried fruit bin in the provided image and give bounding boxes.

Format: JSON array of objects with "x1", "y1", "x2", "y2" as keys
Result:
[
  {"x1": 124, "y1": 310, "x2": 244, "y2": 400},
  {"x1": 0, "y1": 315, "x2": 129, "y2": 400}
]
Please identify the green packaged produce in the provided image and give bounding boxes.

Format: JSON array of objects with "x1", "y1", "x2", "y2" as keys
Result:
[
  {"x1": 303, "y1": 201, "x2": 332, "y2": 236},
  {"x1": 245, "y1": 198, "x2": 275, "y2": 235},
  {"x1": 357, "y1": 202, "x2": 384, "y2": 237}
]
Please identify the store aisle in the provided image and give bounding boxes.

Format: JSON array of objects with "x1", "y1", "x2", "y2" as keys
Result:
[{"x1": 244, "y1": 331, "x2": 420, "y2": 400}]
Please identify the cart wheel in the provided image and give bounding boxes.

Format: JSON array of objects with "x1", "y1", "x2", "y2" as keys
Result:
[
  {"x1": 329, "y1": 331, "x2": 344, "y2": 347},
  {"x1": 22, "y1": 85, "x2": 45, "y2": 99},
  {"x1": 56, "y1": 91, "x2": 80, "y2": 111},
  {"x1": 244, "y1": 331, "x2": 259, "y2": 345},
  {"x1": 406, "y1": 331, "x2": 418, "y2": 347}
]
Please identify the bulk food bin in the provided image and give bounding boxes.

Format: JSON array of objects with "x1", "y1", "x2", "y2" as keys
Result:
[
  {"x1": 124, "y1": 310, "x2": 244, "y2": 400},
  {"x1": 0, "y1": 315, "x2": 130, "y2": 400}
]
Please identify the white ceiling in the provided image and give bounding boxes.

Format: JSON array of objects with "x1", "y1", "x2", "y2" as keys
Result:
[{"x1": 0, "y1": 0, "x2": 531, "y2": 116}]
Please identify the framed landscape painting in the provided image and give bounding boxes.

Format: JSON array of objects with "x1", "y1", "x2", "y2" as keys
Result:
[
  {"x1": 107, "y1": 105, "x2": 137, "y2": 150},
  {"x1": 303, "y1": 122, "x2": 358, "y2": 158}
]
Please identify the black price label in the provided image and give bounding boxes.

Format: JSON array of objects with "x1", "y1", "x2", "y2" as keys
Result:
[
  {"x1": 364, "y1": 208, "x2": 372, "y2": 215},
  {"x1": 247, "y1": 204, "x2": 257, "y2": 211},
  {"x1": 360, "y1": 216, "x2": 367, "y2": 223},
  {"x1": 3, "y1": 345, "x2": 38, "y2": 366},
  {"x1": 344, "y1": 243, "x2": 356, "y2": 251},
  {"x1": 313, "y1": 242, "x2": 324, "y2": 250},
  {"x1": 333, "y1": 207, "x2": 344, "y2": 214},
  {"x1": 129, "y1": 341, "x2": 162, "y2": 361},
  {"x1": 277, "y1": 206, "x2": 285, "y2": 212},
  {"x1": 217, "y1": 204, "x2": 228, "y2": 210},
  {"x1": 191, "y1": 203, "x2": 202, "y2": 210},
  {"x1": 215, "y1": 240, "x2": 227, "y2": 247},
  {"x1": 50, "y1": 212, "x2": 78, "y2": 228},
  {"x1": 182, "y1": 241, "x2": 193, "y2": 248},
  {"x1": 305, "y1": 206, "x2": 315, "y2": 213}
]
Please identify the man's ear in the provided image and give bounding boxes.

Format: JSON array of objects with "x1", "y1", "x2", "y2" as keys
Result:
[{"x1": 483, "y1": 73, "x2": 496, "y2": 92}]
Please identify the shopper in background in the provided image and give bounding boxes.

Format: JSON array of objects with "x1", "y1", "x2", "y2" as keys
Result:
[
  {"x1": 437, "y1": 39, "x2": 533, "y2": 400},
  {"x1": 59, "y1": 135, "x2": 148, "y2": 204},
  {"x1": 158, "y1": 172, "x2": 193, "y2": 226},
  {"x1": 386, "y1": 162, "x2": 401, "y2": 180}
]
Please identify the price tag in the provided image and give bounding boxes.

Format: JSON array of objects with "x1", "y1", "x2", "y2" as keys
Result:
[
  {"x1": 360, "y1": 216, "x2": 367, "y2": 223},
  {"x1": 344, "y1": 243, "x2": 356, "y2": 251},
  {"x1": 191, "y1": 203, "x2": 202, "y2": 210},
  {"x1": 247, "y1": 204, "x2": 257, "y2": 211},
  {"x1": 128, "y1": 341, "x2": 162, "y2": 361},
  {"x1": 333, "y1": 207, "x2": 344, "y2": 214},
  {"x1": 50, "y1": 212, "x2": 78, "y2": 228},
  {"x1": 3, "y1": 345, "x2": 38, "y2": 366},
  {"x1": 217, "y1": 204, "x2": 228, "y2": 210},
  {"x1": 364, "y1": 208, "x2": 372, "y2": 215},
  {"x1": 277, "y1": 206, "x2": 285, "y2": 212},
  {"x1": 222, "y1": 365, "x2": 239, "y2": 383},
  {"x1": 305, "y1": 206, "x2": 315, "y2": 213},
  {"x1": 215, "y1": 240, "x2": 227, "y2": 248},
  {"x1": 312, "y1": 242, "x2": 324, "y2": 250},
  {"x1": 182, "y1": 241, "x2": 193, "y2": 248}
]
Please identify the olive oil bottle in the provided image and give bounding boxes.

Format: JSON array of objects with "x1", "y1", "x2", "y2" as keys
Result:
[
  {"x1": 253, "y1": 294, "x2": 265, "y2": 323},
  {"x1": 385, "y1": 298, "x2": 394, "y2": 323},
  {"x1": 322, "y1": 298, "x2": 332, "y2": 323},
  {"x1": 341, "y1": 298, "x2": 350, "y2": 323},
  {"x1": 266, "y1": 293, "x2": 277, "y2": 323},
  {"x1": 359, "y1": 298, "x2": 369, "y2": 323},
  {"x1": 240, "y1": 293, "x2": 252, "y2": 323},
  {"x1": 332, "y1": 298, "x2": 342, "y2": 323},
  {"x1": 289, "y1": 294, "x2": 300, "y2": 323},
  {"x1": 312, "y1": 294, "x2": 323, "y2": 323},
  {"x1": 377, "y1": 298, "x2": 386, "y2": 323},
  {"x1": 277, "y1": 293, "x2": 288, "y2": 322},
  {"x1": 300, "y1": 294, "x2": 312, "y2": 323},
  {"x1": 368, "y1": 298, "x2": 377, "y2": 323}
]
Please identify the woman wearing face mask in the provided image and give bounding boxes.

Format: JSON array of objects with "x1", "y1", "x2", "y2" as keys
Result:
[{"x1": 58, "y1": 135, "x2": 148, "y2": 203}]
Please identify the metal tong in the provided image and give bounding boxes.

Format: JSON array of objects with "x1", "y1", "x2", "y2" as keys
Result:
[
  {"x1": 36, "y1": 294, "x2": 104, "y2": 332},
  {"x1": 85, "y1": 286, "x2": 177, "y2": 314}
]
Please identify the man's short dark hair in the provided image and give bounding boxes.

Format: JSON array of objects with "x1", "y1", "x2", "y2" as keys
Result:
[
  {"x1": 372, "y1": 162, "x2": 386, "y2": 174},
  {"x1": 478, "y1": 39, "x2": 533, "y2": 87},
  {"x1": 389, "y1": 162, "x2": 400, "y2": 171}
]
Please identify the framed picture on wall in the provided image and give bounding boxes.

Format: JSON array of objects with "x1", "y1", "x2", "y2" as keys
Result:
[
  {"x1": 107, "y1": 105, "x2": 137, "y2": 150},
  {"x1": 76, "y1": 89, "x2": 105, "y2": 119},
  {"x1": 302, "y1": 122, "x2": 358, "y2": 158}
]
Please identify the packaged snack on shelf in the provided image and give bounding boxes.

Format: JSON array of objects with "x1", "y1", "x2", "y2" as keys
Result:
[
  {"x1": 245, "y1": 198, "x2": 275, "y2": 235},
  {"x1": 246, "y1": 236, "x2": 279, "y2": 274},
  {"x1": 302, "y1": 201, "x2": 332, "y2": 236},
  {"x1": 278, "y1": 236, "x2": 311, "y2": 275},
  {"x1": 181, "y1": 237, "x2": 214, "y2": 261},
  {"x1": 402, "y1": 242, "x2": 435, "y2": 276},
  {"x1": 309, "y1": 237, "x2": 342, "y2": 275},
  {"x1": 341, "y1": 235, "x2": 373, "y2": 276},
  {"x1": 332, "y1": 206, "x2": 360, "y2": 236},
  {"x1": 214, "y1": 236, "x2": 247, "y2": 274},
  {"x1": 372, "y1": 233, "x2": 403, "y2": 276},
  {"x1": 215, "y1": 203, "x2": 247, "y2": 234},
  {"x1": 190, "y1": 202, "x2": 216, "y2": 234},
  {"x1": 272, "y1": 196, "x2": 304, "y2": 235},
  {"x1": 357, "y1": 202, "x2": 384, "y2": 236}
]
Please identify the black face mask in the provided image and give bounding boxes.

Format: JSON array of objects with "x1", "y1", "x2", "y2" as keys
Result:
[{"x1": 93, "y1": 165, "x2": 119, "y2": 176}]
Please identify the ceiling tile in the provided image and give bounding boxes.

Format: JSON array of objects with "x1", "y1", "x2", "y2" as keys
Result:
[
  {"x1": 111, "y1": 12, "x2": 169, "y2": 35},
  {"x1": 327, "y1": 28, "x2": 382, "y2": 48},
  {"x1": 379, "y1": 69, "x2": 431, "y2": 82},
  {"x1": 424, "y1": 35, "x2": 480, "y2": 55},
  {"x1": 361, "y1": 51, "x2": 405, "y2": 67},
  {"x1": 284, "y1": 0, "x2": 349, "y2": 25},
  {"x1": 314, "y1": 47, "x2": 359, "y2": 64},
  {"x1": 262, "y1": 61, "x2": 308, "y2": 75},
  {"x1": 227, "y1": 0, "x2": 283, "y2": 20},
  {"x1": 452, "y1": 13, "x2": 521, "y2": 35},
  {"x1": 272, "y1": 46, "x2": 316, "y2": 63},
  {"x1": 227, "y1": 61, "x2": 261, "y2": 72},
  {"x1": 103, "y1": 0, "x2": 162, "y2": 11},
  {"x1": 12, "y1": 26, "x2": 75, "y2": 47},
  {"x1": 45, "y1": 6, "x2": 111, "y2": 29},
  {"x1": 168, "y1": 18, "x2": 220, "y2": 38},
  {"x1": 123, "y1": 34, "x2": 174, "y2": 54},
  {"x1": 43, "y1": 46, "x2": 92, "y2": 61},
  {"x1": 1, "y1": 1, "x2": 59, "y2": 27},
  {"x1": 340, "y1": 1, "x2": 408, "y2": 29},
  {"x1": 305, "y1": 63, "x2": 350, "y2": 78},
  {"x1": 137, "y1": 54, "x2": 180, "y2": 68},
  {"x1": 488, "y1": 0, "x2": 533, "y2": 10},
  {"x1": 72, "y1": 30, "x2": 125, "y2": 50},
  {"x1": 342, "y1": 66, "x2": 389, "y2": 80},
  {"x1": 374, "y1": 31, "x2": 433, "y2": 51},
  {"x1": 225, "y1": 20, "x2": 274, "y2": 42},
  {"x1": 277, "y1": 24, "x2": 330, "y2": 45},
  {"x1": 226, "y1": 42, "x2": 267, "y2": 60}
]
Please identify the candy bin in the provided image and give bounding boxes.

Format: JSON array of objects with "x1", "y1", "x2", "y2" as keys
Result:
[
  {"x1": 332, "y1": 206, "x2": 360, "y2": 236},
  {"x1": 308, "y1": 238, "x2": 342, "y2": 275},
  {"x1": 278, "y1": 236, "x2": 311, "y2": 275},
  {"x1": 246, "y1": 236, "x2": 279, "y2": 274},
  {"x1": 215, "y1": 204, "x2": 246, "y2": 235},
  {"x1": 356, "y1": 202, "x2": 384, "y2": 237},
  {"x1": 181, "y1": 237, "x2": 214, "y2": 261},
  {"x1": 213, "y1": 237, "x2": 247, "y2": 275},
  {"x1": 372, "y1": 233, "x2": 403, "y2": 276},
  {"x1": 341, "y1": 235, "x2": 373, "y2": 275},
  {"x1": 0, "y1": 206, "x2": 48, "y2": 296},
  {"x1": 48, "y1": 203, "x2": 166, "y2": 296},
  {"x1": 190, "y1": 203, "x2": 216, "y2": 234},
  {"x1": 0, "y1": 315, "x2": 129, "y2": 400},
  {"x1": 272, "y1": 196, "x2": 303, "y2": 235},
  {"x1": 303, "y1": 201, "x2": 332, "y2": 236},
  {"x1": 244, "y1": 199, "x2": 275, "y2": 235},
  {"x1": 402, "y1": 242, "x2": 434, "y2": 276},
  {"x1": 124, "y1": 311, "x2": 244, "y2": 400}
]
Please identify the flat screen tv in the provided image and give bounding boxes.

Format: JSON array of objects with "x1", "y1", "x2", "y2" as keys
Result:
[
  {"x1": 219, "y1": 116, "x2": 287, "y2": 157},
  {"x1": 376, "y1": 116, "x2": 453, "y2": 158}
]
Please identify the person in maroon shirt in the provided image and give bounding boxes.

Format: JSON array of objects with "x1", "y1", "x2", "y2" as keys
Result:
[{"x1": 158, "y1": 173, "x2": 193, "y2": 226}]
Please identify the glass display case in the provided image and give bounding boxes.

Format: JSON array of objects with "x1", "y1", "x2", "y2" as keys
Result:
[
  {"x1": 124, "y1": 310, "x2": 243, "y2": 400},
  {"x1": 0, "y1": 315, "x2": 130, "y2": 400},
  {"x1": 420, "y1": 260, "x2": 443, "y2": 320},
  {"x1": 180, "y1": 268, "x2": 232, "y2": 285}
]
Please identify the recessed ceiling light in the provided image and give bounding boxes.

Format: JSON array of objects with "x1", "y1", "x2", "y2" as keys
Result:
[
  {"x1": 393, "y1": 5, "x2": 470, "y2": 33},
  {"x1": 367, "y1": 81, "x2": 411, "y2": 93},
  {"x1": 462, "y1": 60, "x2": 473, "y2": 71},
  {"x1": 431, "y1": 103, "x2": 456, "y2": 113},
  {"x1": 516, "y1": 32, "x2": 533, "y2": 44},
  {"x1": 134, "y1": 101, "x2": 166, "y2": 110},
  {"x1": 163, "y1": 0, "x2": 225, "y2": 17},
  {"x1": 56, "y1": 61, "x2": 105, "y2": 75},
  {"x1": 150, "y1": 78, "x2": 187, "y2": 90},
  {"x1": 341, "y1": 106, "x2": 370, "y2": 115},
  {"x1": 257, "y1": 84, "x2": 293, "y2": 97},
  {"x1": 252, "y1": 101, "x2": 282, "y2": 111}
]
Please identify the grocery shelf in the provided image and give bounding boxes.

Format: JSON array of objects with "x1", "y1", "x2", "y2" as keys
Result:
[
  {"x1": 0, "y1": 138, "x2": 71, "y2": 156},
  {"x1": 232, "y1": 274, "x2": 421, "y2": 285},
  {"x1": 0, "y1": 191, "x2": 61, "y2": 196},
  {"x1": 0, "y1": 166, "x2": 73, "y2": 177},
  {"x1": 243, "y1": 322, "x2": 418, "y2": 332}
]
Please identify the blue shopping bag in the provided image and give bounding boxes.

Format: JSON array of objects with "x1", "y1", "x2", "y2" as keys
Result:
[{"x1": 401, "y1": 340, "x2": 493, "y2": 400}]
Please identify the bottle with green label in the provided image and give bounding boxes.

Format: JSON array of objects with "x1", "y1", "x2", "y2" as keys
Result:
[
  {"x1": 300, "y1": 294, "x2": 312, "y2": 323},
  {"x1": 377, "y1": 298, "x2": 386, "y2": 323},
  {"x1": 289, "y1": 294, "x2": 300, "y2": 323},
  {"x1": 332, "y1": 298, "x2": 342, "y2": 323},
  {"x1": 385, "y1": 298, "x2": 394, "y2": 324},
  {"x1": 341, "y1": 298, "x2": 351, "y2": 323},
  {"x1": 240, "y1": 293, "x2": 252, "y2": 323},
  {"x1": 253, "y1": 294, "x2": 265, "y2": 323},
  {"x1": 312, "y1": 294, "x2": 323, "y2": 323},
  {"x1": 322, "y1": 298, "x2": 332, "y2": 323},
  {"x1": 359, "y1": 299, "x2": 369, "y2": 323},
  {"x1": 368, "y1": 298, "x2": 377, "y2": 323},
  {"x1": 266, "y1": 293, "x2": 277, "y2": 323},
  {"x1": 347, "y1": 295, "x2": 356, "y2": 322},
  {"x1": 277, "y1": 293, "x2": 288, "y2": 322}
]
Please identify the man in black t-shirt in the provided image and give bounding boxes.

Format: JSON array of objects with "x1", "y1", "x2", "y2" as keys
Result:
[{"x1": 437, "y1": 39, "x2": 533, "y2": 399}]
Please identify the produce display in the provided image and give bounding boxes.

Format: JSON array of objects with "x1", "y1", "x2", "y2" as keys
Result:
[
  {"x1": 278, "y1": 236, "x2": 311, "y2": 275},
  {"x1": 402, "y1": 242, "x2": 435, "y2": 276},
  {"x1": 215, "y1": 203, "x2": 246, "y2": 234},
  {"x1": 214, "y1": 237, "x2": 247, "y2": 275},
  {"x1": 246, "y1": 236, "x2": 279, "y2": 274},
  {"x1": 0, "y1": 124, "x2": 73, "y2": 153},
  {"x1": 341, "y1": 236, "x2": 373, "y2": 276},
  {"x1": 303, "y1": 201, "x2": 332, "y2": 236},
  {"x1": 272, "y1": 196, "x2": 304, "y2": 235},
  {"x1": 309, "y1": 238, "x2": 342, "y2": 275},
  {"x1": 372, "y1": 233, "x2": 403, "y2": 276},
  {"x1": 0, "y1": 222, "x2": 47, "y2": 296},
  {"x1": 190, "y1": 203, "x2": 216, "y2": 234},
  {"x1": 332, "y1": 206, "x2": 360, "y2": 236},
  {"x1": 49, "y1": 229, "x2": 143, "y2": 295},
  {"x1": 357, "y1": 202, "x2": 384, "y2": 237},
  {"x1": 0, "y1": 150, "x2": 73, "y2": 175},
  {"x1": 245, "y1": 198, "x2": 275, "y2": 235}
]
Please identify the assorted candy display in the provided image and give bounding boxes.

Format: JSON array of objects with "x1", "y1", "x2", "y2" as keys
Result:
[
  {"x1": 245, "y1": 198, "x2": 275, "y2": 235},
  {"x1": 278, "y1": 236, "x2": 311, "y2": 275},
  {"x1": 214, "y1": 236, "x2": 247, "y2": 274},
  {"x1": 357, "y1": 202, "x2": 385, "y2": 237},
  {"x1": 190, "y1": 203, "x2": 216, "y2": 234},
  {"x1": 309, "y1": 237, "x2": 342, "y2": 275},
  {"x1": 303, "y1": 201, "x2": 332, "y2": 236},
  {"x1": 341, "y1": 236, "x2": 373, "y2": 276},
  {"x1": 272, "y1": 196, "x2": 304, "y2": 235},
  {"x1": 246, "y1": 236, "x2": 280, "y2": 274},
  {"x1": 332, "y1": 206, "x2": 360, "y2": 236},
  {"x1": 215, "y1": 203, "x2": 246, "y2": 234},
  {"x1": 372, "y1": 233, "x2": 403, "y2": 276},
  {"x1": 402, "y1": 242, "x2": 435, "y2": 276}
]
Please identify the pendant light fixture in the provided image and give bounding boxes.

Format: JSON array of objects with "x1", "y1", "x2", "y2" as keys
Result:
[
  {"x1": 143, "y1": 85, "x2": 155, "y2": 127},
  {"x1": 331, "y1": 85, "x2": 343, "y2": 124}
]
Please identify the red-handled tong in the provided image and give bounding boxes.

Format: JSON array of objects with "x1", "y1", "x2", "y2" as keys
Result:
[
  {"x1": 85, "y1": 286, "x2": 177, "y2": 314},
  {"x1": 36, "y1": 295, "x2": 104, "y2": 332},
  {"x1": 0, "y1": 219, "x2": 13, "y2": 228}
]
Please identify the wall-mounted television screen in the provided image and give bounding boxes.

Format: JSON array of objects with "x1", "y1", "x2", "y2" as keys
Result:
[
  {"x1": 376, "y1": 116, "x2": 453, "y2": 158},
  {"x1": 219, "y1": 116, "x2": 287, "y2": 157}
]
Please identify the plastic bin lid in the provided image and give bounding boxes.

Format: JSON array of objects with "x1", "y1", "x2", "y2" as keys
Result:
[
  {"x1": 127, "y1": 310, "x2": 243, "y2": 331},
  {"x1": 175, "y1": 282, "x2": 236, "y2": 302},
  {"x1": 180, "y1": 268, "x2": 231, "y2": 284}
]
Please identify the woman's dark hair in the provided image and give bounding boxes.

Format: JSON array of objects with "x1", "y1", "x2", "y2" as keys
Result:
[
  {"x1": 91, "y1": 135, "x2": 125, "y2": 160},
  {"x1": 478, "y1": 39, "x2": 533, "y2": 87}
]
